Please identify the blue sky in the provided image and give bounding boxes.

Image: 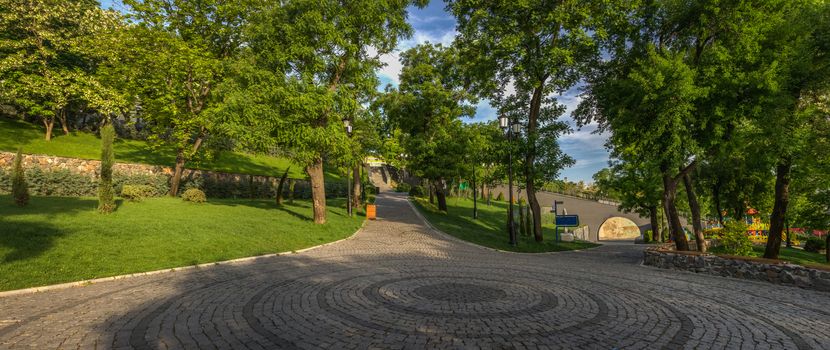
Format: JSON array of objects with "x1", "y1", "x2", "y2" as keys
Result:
[{"x1": 100, "y1": 0, "x2": 610, "y2": 182}]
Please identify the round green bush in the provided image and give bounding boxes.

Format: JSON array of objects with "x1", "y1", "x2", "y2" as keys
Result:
[
  {"x1": 719, "y1": 221, "x2": 753, "y2": 256},
  {"x1": 395, "y1": 182, "x2": 411, "y2": 193},
  {"x1": 408, "y1": 185, "x2": 425, "y2": 197},
  {"x1": 804, "y1": 236, "x2": 826, "y2": 253},
  {"x1": 181, "y1": 188, "x2": 207, "y2": 203},
  {"x1": 121, "y1": 184, "x2": 156, "y2": 201}
]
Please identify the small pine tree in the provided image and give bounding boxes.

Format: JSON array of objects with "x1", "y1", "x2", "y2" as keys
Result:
[
  {"x1": 98, "y1": 124, "x2": 116, "y2": 213},
  {"x1": 11, "y1": 149, "x2": 29, "y2": 206}
]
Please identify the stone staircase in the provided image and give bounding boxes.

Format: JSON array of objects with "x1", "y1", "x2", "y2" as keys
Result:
[{"x1": 369, "y1": 166, "x2": 393, "y2": 192}]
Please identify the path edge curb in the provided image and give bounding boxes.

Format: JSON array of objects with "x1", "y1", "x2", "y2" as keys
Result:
[{"x1": 0, "y1": 219, "x2": 369, "y2": 298}]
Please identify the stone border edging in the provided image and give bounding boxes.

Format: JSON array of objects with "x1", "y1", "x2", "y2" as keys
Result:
[
  {"x1": 406, "y1": 197, "x2": 602, "y2": 255},
  {"x1": 643, "y1": 247, "x2": 830, "y2": 292},
  {"x1": 0, "y1": 220, "x2": 368, "y2": 298}
]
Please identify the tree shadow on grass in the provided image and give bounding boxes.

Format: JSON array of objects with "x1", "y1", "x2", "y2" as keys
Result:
[{"x1": 0, "y1": 219, "x2": 66, "y2": 263}]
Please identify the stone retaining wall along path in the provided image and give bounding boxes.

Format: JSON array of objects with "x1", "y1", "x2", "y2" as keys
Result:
[
  {"x1": 1, "y1": 192, "x2": 828, "y2": 349},
  {"x1": 644, "y1": 247, "x2": 830, "y2": 292}
]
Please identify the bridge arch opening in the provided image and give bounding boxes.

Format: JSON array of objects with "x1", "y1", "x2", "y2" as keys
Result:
[{"x1": 598, "y1": 217, "x2": 641, "y2": 241}]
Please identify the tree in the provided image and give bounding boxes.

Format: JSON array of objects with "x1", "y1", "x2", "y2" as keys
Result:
[
  {"x1": 223, "y1": 0, "x2": 424, "y2": 224},
  {"x1": 450, "y1": 0, "x2": 617, "y2": 242},
  {"x1": 595, "y1": 161, "x2": 664, "y2": 242},
  {"x1": 119, "y1": 0, "x2": 249, "y2": 196},
  {"x1": 758, "y1": 1, "x2": 830, "y2": 259},
  {"x1": 11, "y1": 149, "x2": 29, "y2": 207},
  {"x1": 381, "y1": 44, "x2": 476, "y2": 212},
  {"x1": 577, "y1": 0, "x2": 794, "y2": 251},
  {"x1": 0, "y1": 0, "x2": 124, "y2": 140},
  {"x1": 98, "y1": 124, "x2": 116, "y2": 213}
]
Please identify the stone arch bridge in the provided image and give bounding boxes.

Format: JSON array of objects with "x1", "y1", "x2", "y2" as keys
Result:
[{"x1": 493, "y1": 188, "x2": 687, "y2": 242}]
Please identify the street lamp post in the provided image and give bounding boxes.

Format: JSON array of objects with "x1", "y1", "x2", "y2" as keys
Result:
[
  {"x1": 500, "y1": 116, "x2": 519, "y2": 246},
  {"x1": 344, "y1": 118, "x2": 353, "y2": 217}
]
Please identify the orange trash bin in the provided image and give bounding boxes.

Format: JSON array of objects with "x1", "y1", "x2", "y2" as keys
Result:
[{"x1": 366, "y1": 204, "x2": 377, "y2": 220}]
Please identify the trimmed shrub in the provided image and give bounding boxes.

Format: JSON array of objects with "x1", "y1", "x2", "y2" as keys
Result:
[
  {"x1": 719, "y1": 221, "x2": 753, "y2": 256},
  {"x1": 11, "y1": 149, "x2": 29, "y2": 206},
  {"x1": 181, "y1": 188, "x2": 207, "y2": 203},
  {"x1": 98, "y1": 124, "x2": 116, "y2": 213},
  {"x1": 804, "y1": 236, "x2": 826, "y2": 253},
  {"x1": 121, "y1": 184, "x2": 156, "y2": 201},
  {"x1": 496, "y1": 192, "x2": 504, "y2": 201},
  {"x1": 643, "y1": 230, "x2": 653, "y2": 243},
  {"x1": 395, "y1": 182, "x2": 411, "y2": 193},
  {"x1": 408, "y1": 185, "x2": 425, "y2": 197}
]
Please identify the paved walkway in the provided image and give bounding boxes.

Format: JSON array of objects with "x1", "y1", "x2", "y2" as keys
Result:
[{"x1": 1, "y1": 192, "x2": 828, "y2": 349}]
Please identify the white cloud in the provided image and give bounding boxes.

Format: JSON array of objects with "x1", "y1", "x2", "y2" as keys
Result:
[{"x1": 374, "y1": 29, "x2": 459, "y2": 86}]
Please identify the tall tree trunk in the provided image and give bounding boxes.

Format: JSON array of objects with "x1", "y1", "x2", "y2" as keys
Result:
[
  {"x1": 433, "y1": 178, "x2": 447, "y2": 211},
  {"x1": 169, "y1": 135, "x2": 204, "y2": 197},
  {"x1": 764, "y1": 158, "x2": 792, "y2": 259},
  {"x1": 661, "y1": 201, "x2": 669, "y2": 243},
  {"x1": 429, "y1": 180, "x2": 434, "y2": 204},
  {"x1": 306, "y1": 158, "x2": 327, "y2": 224},
  {"x1": 713, "y1": 180, "x2": 724, "y2": 226},
  {"x1": 518, "y1": 199, "x2": 525, "y2": 236},
  {"x1": 352, "y1": 164, "x2": 361, "y2": 210},
  {"x1": 276, "y1": 167, "x2": 290, "y2": 205},
  {"x1": 683, "y1": 172, "x2": 706, "y2": 252},
  {"x1": 170, "y1": 148, "x2": 186, "y2": 196},
  {"x1": 526, "y1": 81, "x2": 546, "y2": 242},
  {"x1": 58, "y1": 108, "x2": 69, "y2": 135},
  {"x1": 649, "y1": 206, "x2": 659, "y2": 243},
  {"x1": 288, "y1": 179, "x2": 295, "y2": 204},
  {"x1": 43, "y1": 117, "x2": 55, "y2": 141},
  {"x1": 662, "y1": 165, "x2": 689, "y2": 251},
  {"x1": 472, "y1": 166, "x2": 478, "y2": 219}
]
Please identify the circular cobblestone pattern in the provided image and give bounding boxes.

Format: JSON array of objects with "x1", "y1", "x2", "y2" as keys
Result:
[
  {"x1": 0, "y1": 192, "x2": 828, "y2": 349},
  {"x1": 413, "y1": 282, "x2": 507, "y2": 303}
]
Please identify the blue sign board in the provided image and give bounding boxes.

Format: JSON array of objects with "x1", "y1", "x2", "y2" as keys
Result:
[{"x1": 555, "y1": 215, "x2": 580, "y2": 227}]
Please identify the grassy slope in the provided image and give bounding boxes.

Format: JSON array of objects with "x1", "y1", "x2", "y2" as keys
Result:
[
  {"x1": 711, "y1": 245, "x2": 829, "y2": 266},
  {"x1": 0, "y1": 117, "x2": 342, "y2": 180},
  {"x1": 0, "y1": 195, "x2": 363, "y2": 291},
  {"x1": 412, "y1": 196, "x2": 599, "y2": 253}
]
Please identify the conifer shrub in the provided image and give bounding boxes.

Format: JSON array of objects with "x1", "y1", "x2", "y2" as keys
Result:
[
  {"x1": 11, "y1": 149, "x2": 29, "y2": 206},
  {"x1": 98, "y1": 124, "x2": 116, "y2": 213}
]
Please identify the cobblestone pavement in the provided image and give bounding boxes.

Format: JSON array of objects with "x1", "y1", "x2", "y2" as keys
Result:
[{"x1": 1, "y1": 192, "x2": 829, "y2": 349}]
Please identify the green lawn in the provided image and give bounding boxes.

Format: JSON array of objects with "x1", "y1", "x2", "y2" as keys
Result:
[
  {"x1": 0, "y1": 195, "x2": 363, "y2": 291},
  {"x1": 0, "y1": 117, "x2": 338, "y2": 179},
  {"x1": 412, "y1": 197, "x2": 600, "y2": 253},
  {"x1": 710, "y1": 245, "x2": 829, "y2": 266}
]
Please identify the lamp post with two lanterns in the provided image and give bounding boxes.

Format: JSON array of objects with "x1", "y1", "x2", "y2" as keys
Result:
[{"x1": 499, "y1": 115, "x2": 521, "y2": 246}]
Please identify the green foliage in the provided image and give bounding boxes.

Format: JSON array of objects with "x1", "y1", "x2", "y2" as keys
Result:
[
  {"x1": 98, "y1": 124, "x2": 115, "y2": 213},
  {"x1": 408, "y1": 185, "x2": 425, "y2": 197},
  {"x1": 381, "y1": 44, "x2": 476, "y2": 187},
  {"x1": 11, "y1": 149, "x2": 29, "y2": 206},
  {"x1": 496, "y1": 192, "x2": 504, "y2": 201},
  {"x1": 643, "y1": 230, "x2": 653, "y2": 243},
  {"x1": 395, "y1": 183, "x2": 411, "y2": 193},
  {"x1": 120, "y1": 184, "x2": 156, "y2": 202},
  {"x1": 181, "y1": 188, "x2": 207, "y2": 203},
  {"x1": 0, "y1": 0, "x2": 126, "y2": 139},
  {"x1": 718, "y1": 222, "x2": 753, "y2": 256},
  {"x1": 804, "y1": 237, "x2": 826, "y2": 253}
]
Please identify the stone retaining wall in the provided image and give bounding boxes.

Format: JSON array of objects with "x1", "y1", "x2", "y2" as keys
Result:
[
  {"x1": 644, "y1": 247, "x2": 830, "y2": 292},
  {"x1": 0, "y1": 151, "x2": 350, "y2": 199}
]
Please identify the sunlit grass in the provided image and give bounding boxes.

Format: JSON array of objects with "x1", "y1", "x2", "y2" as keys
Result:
[
  {"x1": 412, "y1": 196, "x2": 599, "y2": 253},
  {"x1": 0, "y1": 195, "x2": 363, "y2": 291}
]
